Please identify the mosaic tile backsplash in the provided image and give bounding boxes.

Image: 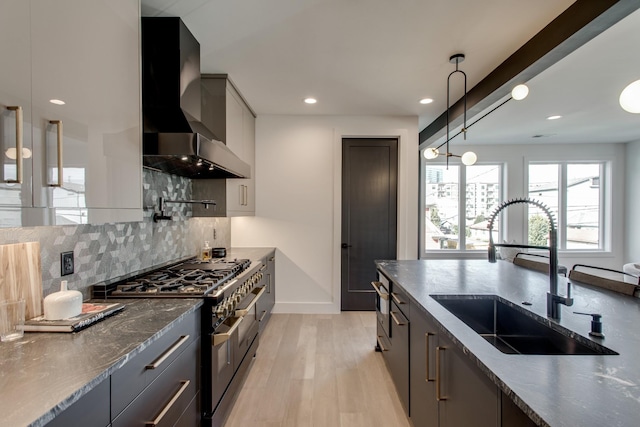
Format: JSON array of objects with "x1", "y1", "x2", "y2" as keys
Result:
[{"x1": 0, "y1": 169, "x2": 230, "y2": 299}]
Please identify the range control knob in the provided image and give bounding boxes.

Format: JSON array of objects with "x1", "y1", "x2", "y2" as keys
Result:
[
  {"x1": 233, "y1": 291, "x2": 243, "y2": 303},
  {"x1": 215, "y1": 304, "x2": 228, "y2": 318}
]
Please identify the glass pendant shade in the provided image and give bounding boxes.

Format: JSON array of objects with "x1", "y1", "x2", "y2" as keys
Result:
[
  {"x1": 620, "y1": 80, "x2": 640, "y2": 113},
  {"x1": 461, "y1": 151, "x2": 477, "y2": 166},
  {"x1": 511, "y1": 84, "x2": 529, "y2": 101},
  {"x1": 423, "y1": 147, "x2": 440, "y2": 159}
]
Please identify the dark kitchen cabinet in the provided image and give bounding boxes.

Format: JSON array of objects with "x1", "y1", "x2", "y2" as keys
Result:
[
  {"x1": 194, "y1": 75, "x2": 255, "y2": 217},
  {"x1": 381, "y1": 278, "x2": 410, "y2": 414},
  {"x1": 111, "y1": 307, "x2": 201, "y2": 427},
  {"x1": 386, "y1": 300, "x2": 410, "y2": 413},
  {"x1": 44, "y1": 307, "x2": 201, "y2": 427},
  {"x1": 409, "y1": 302, "x2": 439, "y2": 427},
  {"x1": 112, "y1": 339, "x2": 199, "y2": 427},
  {"x1": 256, "y1": 251, "x2": 276, "y2": 333},
  {"x1": 501, "y1": 392, "x2": 537, "y2": 427},
  {"x1": 409, "y1": 301, "x2": 499, "y2": 427},
  {"x1": 45, "y1": 379, "x2": 110, "y2": 427}
]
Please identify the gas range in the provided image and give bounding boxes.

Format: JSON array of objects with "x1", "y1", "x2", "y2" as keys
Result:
[{"x1": 92, "y1": 258, "x2": 252, "y2": 299}]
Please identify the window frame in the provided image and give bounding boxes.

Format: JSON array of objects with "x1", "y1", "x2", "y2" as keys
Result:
[
  {"x1": 419, "y1": 156, "x2": 504, "y2": 257},
  {"x1": 526, "y1": 160, "x2": 609, "y2": 252}
]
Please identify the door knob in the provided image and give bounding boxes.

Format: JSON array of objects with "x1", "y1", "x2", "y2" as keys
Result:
[{"x1": 341, "y1": 243, "x2": 352, "y2": 249}]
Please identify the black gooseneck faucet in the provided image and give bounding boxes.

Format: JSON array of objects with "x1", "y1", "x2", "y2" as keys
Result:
[{"x1": 487, "y1": 197, "x2": 572, "y2": 320}]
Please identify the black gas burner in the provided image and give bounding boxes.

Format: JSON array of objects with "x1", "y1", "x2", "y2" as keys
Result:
[{"x1": 99, "y1": 258, "x2": 252, "y2": 298}]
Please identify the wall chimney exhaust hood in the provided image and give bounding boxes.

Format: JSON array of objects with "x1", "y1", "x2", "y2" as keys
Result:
[{"x1": 141, "y1": 17, "x2": 250, "y2": 179}]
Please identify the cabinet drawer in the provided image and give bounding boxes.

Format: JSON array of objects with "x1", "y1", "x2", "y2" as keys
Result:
[
  {"x1": 389, "y1": 285, "x2": 409, "y2": 314},
  {"x1": 45, "y1": 379, "x2": 110, "y2": 427},
  {"x1": 112, "y1": 339, "x2": 199, "y2": 427},
  {"x1": 111, "y1": 311, "x2": 199, "y2": 417}
]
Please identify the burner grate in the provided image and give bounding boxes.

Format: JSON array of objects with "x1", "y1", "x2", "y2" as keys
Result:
[{"x1": 102, "y1": 258, "x2": 251, "y2": 298}]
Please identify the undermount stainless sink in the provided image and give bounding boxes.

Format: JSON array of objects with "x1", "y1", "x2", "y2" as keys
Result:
[{"x1": 431, "y1": 295, "x2": 618, "y2": 355}]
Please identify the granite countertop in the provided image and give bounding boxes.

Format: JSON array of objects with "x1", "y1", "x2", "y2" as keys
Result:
[{"x1": 376, "y1": 259, "x2": 640, "y2": 427}]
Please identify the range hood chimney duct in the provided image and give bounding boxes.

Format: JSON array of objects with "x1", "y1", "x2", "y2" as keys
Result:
[{"x1": 141, "y1": 17, "x2": 250, "y2": 179}]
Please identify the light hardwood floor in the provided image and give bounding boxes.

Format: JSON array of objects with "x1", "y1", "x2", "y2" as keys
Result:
[{"x1": 223, "y1": 312, "x2": 411, "y2": 427}]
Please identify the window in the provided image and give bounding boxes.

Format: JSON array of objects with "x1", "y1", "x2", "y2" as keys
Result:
[
  {"x1": 422, "y1": 161, "x2": 502, "y2": 252},
  {"x1": 527, "y1": 162, "x2": 604, "y2": 250}
]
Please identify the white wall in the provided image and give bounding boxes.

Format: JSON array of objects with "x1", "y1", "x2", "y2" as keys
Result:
[
  {"x1": 422, "y1": 142, "x2": 627, "y2": 271},
  {"x1": 625, "y1": 139, "x2": 640, "y2": 263},
  {"x1": 231, "y1": 115, "x2": 419, "y2": 313}
]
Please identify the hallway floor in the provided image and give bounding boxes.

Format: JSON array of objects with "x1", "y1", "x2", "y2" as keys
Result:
[{"x1": 223, "y1": 312, "x2": 411, "y2": 427}]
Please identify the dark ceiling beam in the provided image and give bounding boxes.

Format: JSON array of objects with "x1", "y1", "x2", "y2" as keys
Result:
[{"x1": 419, "y1": 0, "x2": 640, "y2": 147}]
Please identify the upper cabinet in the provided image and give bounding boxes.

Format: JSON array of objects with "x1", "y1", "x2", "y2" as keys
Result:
[
  {"x1": 0, "y1": 0, "x2": 142, "y2": 227},
  {"x1": 0, "y1": 0, "x2": 34, "y2": 223},
  {"x1": 195, "y1": 75, "x2": 255, "y2": 217}
]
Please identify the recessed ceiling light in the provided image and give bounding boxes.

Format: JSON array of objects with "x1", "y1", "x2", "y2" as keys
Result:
[
  {"x1": 304, "y1": 97, "x2": 317, "y2": 104},
  {"x1": 419, "y1": 98, "x2": 434, "y2": 105},
  {"x1": 49, "y1": 99, "x2": 65, "y2": 105},
  {"x1": 547, "y1": 115, "x2": 562, "y2": 120}
]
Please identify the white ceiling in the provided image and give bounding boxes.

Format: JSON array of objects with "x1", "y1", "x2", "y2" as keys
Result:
[
  {"x1": 140, "y1": 1, "x2": 640, "y2": 146},
  {"x1": 447, "y1": 7, "x2": 640, "y2": 147},
  {"x1": 141, "y1": 0, "x2": 575, "y2": 130}
]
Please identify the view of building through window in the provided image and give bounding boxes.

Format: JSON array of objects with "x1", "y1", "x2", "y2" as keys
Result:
[
  {"x1": 424, "y1": 164, "x2": 500, "y2": 251},
  {"x1": 528, "y1": 163, "x2": 601, "y2": 249}
]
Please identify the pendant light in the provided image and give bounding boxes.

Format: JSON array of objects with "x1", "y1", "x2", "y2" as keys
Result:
[
  {"x1": 620, "y1": 79, "x2": 640, "y2": 113},
  {"x1": 423, "y1": 54, "x2": 477, "y2": 167}
]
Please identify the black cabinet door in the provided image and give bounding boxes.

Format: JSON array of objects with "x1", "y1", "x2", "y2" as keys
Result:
[
  {"x1": 437, "y1": 333, "x2": 499, "y2": 427},
  {"x1": 409, "y1": 303, "x2": 439, "y2": 427},
  {"x1": 387, "y1": 300, "x2": 410, "y2": 414}
]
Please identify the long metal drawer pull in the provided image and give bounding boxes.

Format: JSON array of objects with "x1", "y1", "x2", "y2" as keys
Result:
[
  {"x1": 391, "y1": 292, "x2": 406, "y2": 305},
  {"x1": 145, "y1": 335, "x2": 190, "y2": 370},
  {"x1": 436, "y1": 346, "x2": 447, "y2": 401},
  {"x1": 377, "y1": 336, "x2": 388, "y2": 351},
  {"x1": 145, "y1": 379, "x2": 190, "y2": 427},
  {"x1": 243, "y1": 185, "x2": 248, "y2": 206},
  {"x1": 258, "y1": 310, "x2": 267, "y2": 322},
  {"x1": 259, "y1": 265, "x2": 267, "y2": 272},
  {"x1": 238, "y1": 184, "x2": 244, "y2": 205},
  {"x1": 371, "y1": 282, "x2": 389, "y2": 300},
  {"x1": 425, "y1": 332, "x2": 434, "y2": 382},
  {"x1": 235, "y1": 286, "x2": 266, "y2": 316},
  {"x1": 390, "y1": 311, "x2": 406, "y2": 326},
  {"x1": 213, "y1": 316, "x2": 243, "y2": 346},
  {"x1": 5, "y1": 106, "x2": 23, "y2": 184},
  {"x1": 48, "y1": 120, "x2": 64, "y2": 187}
]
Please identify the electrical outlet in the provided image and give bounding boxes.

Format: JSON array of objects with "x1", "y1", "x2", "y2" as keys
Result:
[{"x1": 61, "y1": 251, "x2": 74, "y2": 276}]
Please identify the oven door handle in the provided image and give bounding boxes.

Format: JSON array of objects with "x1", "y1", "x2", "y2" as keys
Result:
[
  {"x1": 212, "y1": 316, "x2": 243, "y2": 346},
  {"x1": 234, "y1": 286, "x2": 266, "y2": 317},
  {"x1": 371, "y1": 281, "x2": 389, "y2": 300}
]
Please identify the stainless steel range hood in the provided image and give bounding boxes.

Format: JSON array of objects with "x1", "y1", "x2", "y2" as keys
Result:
[{"x1": 141, "y1": 17, "x2": 250, "y2": 179}]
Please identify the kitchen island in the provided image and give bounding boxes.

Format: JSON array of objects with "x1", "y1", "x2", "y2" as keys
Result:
[{"x1": 376, "y1": 259, "x2": 640, "y2": 427}]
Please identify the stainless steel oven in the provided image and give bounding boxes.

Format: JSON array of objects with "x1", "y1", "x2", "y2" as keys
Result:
[
  {"x1": 203, "y1": 264, "x2": 266, "y2": 427},
  {"x1": 92, "y1": 257, "x2": 263, "y2": 427},
  {"x1": 372, "y1": 272, "x2": 391, "y2": 350}
]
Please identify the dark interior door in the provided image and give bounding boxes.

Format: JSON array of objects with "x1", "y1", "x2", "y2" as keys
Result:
[{"x1": 341, "y1": 138, "x2": 397, "y2": 311}]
